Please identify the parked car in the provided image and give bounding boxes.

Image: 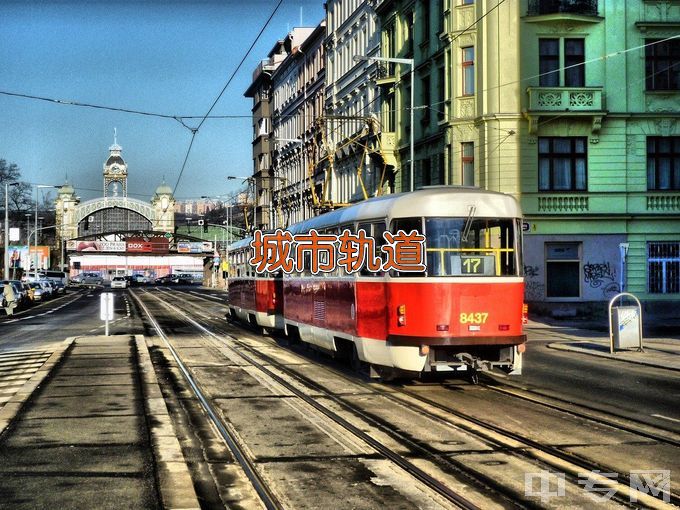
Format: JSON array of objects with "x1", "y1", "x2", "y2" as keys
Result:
[
  {"x1": 71, "y1": 272, "x2": 104, "y2": 286},
  {"x1": 173, "y1": 274, "x2": 194, "y2": 285},
  {"x1": 154, "y1": 275, "x2": 174, "y2": 285},
  {"x1": 133, "y1": 274, "x2": 150, "y2": 285},
  {"x1": 21, "y1": 282, "x2": 35, "y2": 304},
  {"x1": 37, "y1": 280, "x2": 54, "y2": 299},
  {"x1": 110, "y1": 276, "x2": 128, "y2": 289},
  {"x1": 52, "y1": 281, "x2": 66, "y2": 295},
  {"x1": 29, "y1": 282, "x2": 47, "y2": 302}
]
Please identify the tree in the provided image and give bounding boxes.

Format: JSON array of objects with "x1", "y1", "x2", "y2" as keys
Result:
[{"x1": 0, "y1": 159, "x2": 21, "y2": 185}]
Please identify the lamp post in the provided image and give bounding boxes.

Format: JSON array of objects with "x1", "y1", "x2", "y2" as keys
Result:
[
  {"x1": 4, "y1": 181, "x2": 19, "y2": 280},
  {"x1": 354, "y1": 55, "x2": 415, "y2": 192}
]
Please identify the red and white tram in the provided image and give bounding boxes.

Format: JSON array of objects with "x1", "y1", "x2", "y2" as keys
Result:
[{"x1": 228, "y1": 186, "x2": 526, "y2": 378}]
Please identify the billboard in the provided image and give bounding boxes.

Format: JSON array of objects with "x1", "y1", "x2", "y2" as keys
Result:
[
  {"x1": 8, "y1": 245, "x2": 51, "y2": 270},
  {"x1": 126, "y1": 237, "x2": 169, "y2": 254},
  {"x1": 177, "y1": 241, "x2": 213, "y2": 254},
  {"x1": 66, "y1": 240, "x2": 126, "y2": 252}
]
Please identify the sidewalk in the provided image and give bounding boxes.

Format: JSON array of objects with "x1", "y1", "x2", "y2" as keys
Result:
[
  {"x1": 526, "y1": 316, "x2": 680, "y2": 372},
  {"x1": 0, "y1": 335, "x2": 199, "y2": 510}
]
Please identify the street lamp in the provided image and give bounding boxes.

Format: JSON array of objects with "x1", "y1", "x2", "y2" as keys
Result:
[
  {"x1": 3, "y1": 181, "x2": 19, "y2": 280},
  {"x1": 354, "y1": 54, "x2": 415, "y2": 192}
]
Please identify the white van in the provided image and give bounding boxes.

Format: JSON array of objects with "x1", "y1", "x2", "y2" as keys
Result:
[{"x1": 26, "y1": 271, "x2": 69, "y2": 286}]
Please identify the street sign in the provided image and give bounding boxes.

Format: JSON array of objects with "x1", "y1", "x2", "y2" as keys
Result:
[
  {"x1": 9, "y1": 228, "x2": 20, "y2": 241},
  {"x1": 164, "y1": 232, "x2": 173, "y2": 239}
]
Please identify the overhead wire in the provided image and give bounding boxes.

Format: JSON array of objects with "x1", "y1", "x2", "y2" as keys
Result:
[{"x1": 172, "y1": 0, "x2": 284, "y2": 195}]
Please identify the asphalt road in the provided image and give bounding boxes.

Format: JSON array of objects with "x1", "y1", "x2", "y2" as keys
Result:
[
  {"x1": 0, "y1": 287, "x2": 138, "y2": 352},
  {"x1": 510, "y1": 329, "x2": 680, "y2": 432}
]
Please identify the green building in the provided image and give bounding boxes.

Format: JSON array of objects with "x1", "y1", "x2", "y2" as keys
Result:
[
  {"x1": 376, "y1": 0, "x2": 680, "y2": 319},
  {"x1": 519, "y1": 0, "x2": 680, "y2": 319}
]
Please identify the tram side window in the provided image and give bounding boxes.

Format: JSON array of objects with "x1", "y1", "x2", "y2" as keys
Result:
[
  {"x1": 391, "y1": 217, "x2": 426, "y2": 277},
  {"x1": 356, "y1": 222, "x2": 387, "y2": 277}
]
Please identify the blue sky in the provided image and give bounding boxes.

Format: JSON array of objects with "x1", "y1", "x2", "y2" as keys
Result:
[{"x1": 0, "y1": 0, "x2": 324, "y2": 202}]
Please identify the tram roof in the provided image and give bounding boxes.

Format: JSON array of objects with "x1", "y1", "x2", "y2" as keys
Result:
[
  {"x1": 289, "y1": 186, "x2": 521, "y2": 234},
  {"x1": 228, "y1": 186, "x2": 521, "y2": 252}
]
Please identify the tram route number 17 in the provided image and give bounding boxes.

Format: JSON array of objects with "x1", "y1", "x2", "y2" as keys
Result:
[{"x1": 461, "y1": 256, "x2": 484, "y2": 274}]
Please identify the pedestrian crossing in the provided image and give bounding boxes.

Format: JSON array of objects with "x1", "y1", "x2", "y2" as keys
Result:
[{"x1": 0, "y1": 349, "x2": 52, "y2": 407}]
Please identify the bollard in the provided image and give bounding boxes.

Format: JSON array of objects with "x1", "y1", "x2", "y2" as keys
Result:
[{"x1": 100, "y1": 293, "x2": 114, "y2": 336}]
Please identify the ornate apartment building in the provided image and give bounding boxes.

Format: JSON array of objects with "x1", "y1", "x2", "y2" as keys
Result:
[
  {"x1": 322, "y1": 0, "x2": 397, "y2": 207},
  {"x1": 270, "y1": 22, "x2": 326, "y2": 228}
]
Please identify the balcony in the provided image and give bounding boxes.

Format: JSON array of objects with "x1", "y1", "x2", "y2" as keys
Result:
[
  {"x1": 525, "y1": 86, "x2": 606, "y2": 136},
  {"x1": 527, "y1": 0, "x2": 598, "y2": 17}
]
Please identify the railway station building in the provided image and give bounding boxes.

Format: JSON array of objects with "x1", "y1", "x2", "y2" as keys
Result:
[{"x1": 55, "y1": 138, "x2": 211, "y2": 282}]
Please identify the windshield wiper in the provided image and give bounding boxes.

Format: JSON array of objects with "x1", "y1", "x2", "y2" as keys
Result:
[{"x1": 461, "y1": 205, "x2": 476, "y2": 243}]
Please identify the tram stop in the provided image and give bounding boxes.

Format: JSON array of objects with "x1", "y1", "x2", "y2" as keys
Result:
[{"x1": 608, "y1": 293, "x2": 644, "y2": 354}]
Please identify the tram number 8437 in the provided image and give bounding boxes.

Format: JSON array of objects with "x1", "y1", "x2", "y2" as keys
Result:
[{"x1": 459, "y1": 312, "x2": 489, "y2": 324}]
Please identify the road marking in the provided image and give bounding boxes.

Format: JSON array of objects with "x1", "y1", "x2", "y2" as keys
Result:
[{"x1": 651, "y1": 414, "x2": 680, "y2": 424}]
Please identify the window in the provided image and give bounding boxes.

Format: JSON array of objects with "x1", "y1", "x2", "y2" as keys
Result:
[
  {"x1": 421, "y1": 158, "x2": 432, "y2": 186},
  {"x1": 421, "y1": 75, "x2": 431, "y2": 125},
  {"x1": 461, "y1": 142, "x2": 474, "y2": 186},
  {"x1": 539, "y1": 38, "x2": 585, "y2": 87},
  {"x1": 647, "y1": 137, "x2": 680, "y2": 190},
  {"x1": 648, "y1": 242, "x2": 680, "y2": 294},
  {"x1": 462, "y1": 47, "x2": 475, "y2": 95},
  {"x1": 437, "y1": 0, "x2": 445, "y2": 34},
  {"x1": 539, "y1": 39, "x2": 560, "y2": 86},
  {"x1": 422, "y1": 0, "x2": 430, "y2": 43},
  {"x1": 462, "y1": 0, "x2": 474, "y2": 4},
  {"x1": 546, "y1": 243, "x2": 580, "y2": 298},
  {"x1": 646, "y1": 38, "x2": 680, "y2": 91},
  {"x1": 405, "y1": 11, "x2": 415, "y2": 55},
  {"x1": 538, "y1": 137, "x2": 587, "y2": 191},
  {"x1": 425, "y1": 218, "x2": 519, "y2": 277}
]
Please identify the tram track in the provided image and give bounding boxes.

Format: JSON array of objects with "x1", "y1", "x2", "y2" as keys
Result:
[
  {"x1": 136, "y1": 288, "x2": 490, "y2": 510},
  {"x1": 131, "y1": 291, "x2": 283, "y2": 510},
  {"x1": 164, "y1": 287, "x2": 679, "y2": 508}
]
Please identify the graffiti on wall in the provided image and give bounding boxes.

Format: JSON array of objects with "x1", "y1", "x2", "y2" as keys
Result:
[
  {"x1": 583, "y1": 261, "x2": 620, "y2": 298},
  {"x1": 523, "y1": 265, "x2": 543, "y2": 300}
]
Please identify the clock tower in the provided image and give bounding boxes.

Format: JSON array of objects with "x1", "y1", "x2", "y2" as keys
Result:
[{"x1": 103, "y1": 129, "x2": 128, "y2": 197}]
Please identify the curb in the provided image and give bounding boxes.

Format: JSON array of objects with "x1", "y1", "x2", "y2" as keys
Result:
[
  {"x1": 135, "y1": 335, "x2": 201, "y2": 510},
  {"x1": 548, "y1": 342, "x2": 680, "y2": 372},
  {"x1": 0, "y1": 337, "x2": 75, "y2": 435}
]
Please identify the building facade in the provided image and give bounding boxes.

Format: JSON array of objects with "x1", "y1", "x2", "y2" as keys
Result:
[
  {"x1": 323, "y1": 0, "x2": 396, "y2": 207},
  {"x1": 270, "y1": 22, "x2": 326, "y2": 228},
  {"x1": 375, "y1": 0, "x2": 523, "y2": 194},
  {"x1": 247, "y1": 0, "x2": 679, "y2": 318},
  {"x1": 245, "y1": 37, "x2": 290, "y2": 231},
  {"x1": 519, "y1": 0, "x2": 680, "y2": 318}
]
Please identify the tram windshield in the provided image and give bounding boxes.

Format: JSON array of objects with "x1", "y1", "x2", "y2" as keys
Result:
[{"x1": 392, "y1": 217, "x2": 522, "y2": 277}]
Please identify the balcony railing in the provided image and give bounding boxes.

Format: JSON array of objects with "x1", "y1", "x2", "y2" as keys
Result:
[
  {"x1": 527, "y1": 87, "x2": 603, "y2": 112},
  {"x1": 527, "y1": 0, "x2": 598, "y2": 16}
]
